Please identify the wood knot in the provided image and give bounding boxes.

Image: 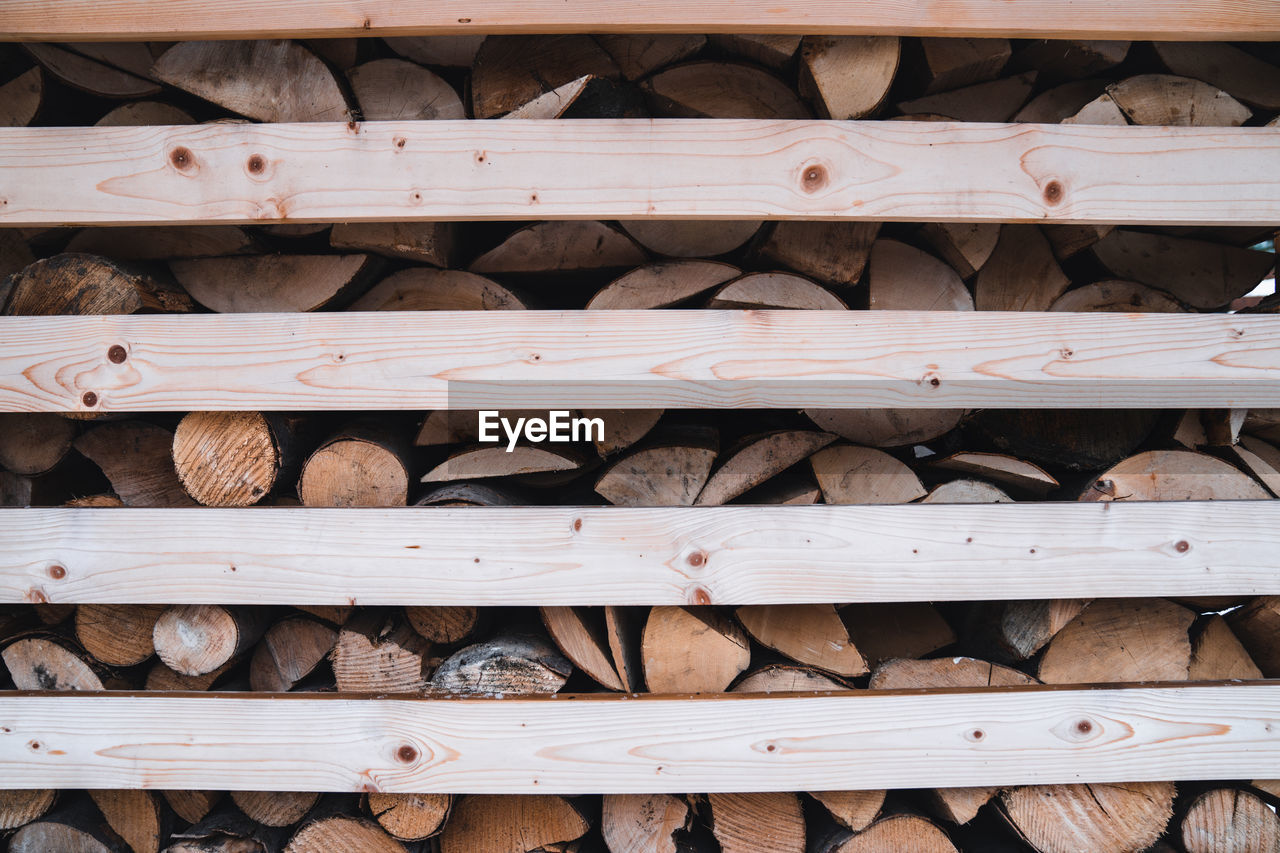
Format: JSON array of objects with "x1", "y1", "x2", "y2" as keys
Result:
[
  {"x1": 1174, "y1": 540, "x2": 1190, "y2": 553},
  {"x1": 1075, "y1": 719, "x2": 1093, "y2": 735},
  {"x1": 967, "y1": 729, "x2": 985, "y2": 742},
  {"x1": 47, "y1": 565, "x2": 66, "y2": 580},
  {"x1": 81, "y1": 391, "x2": 98, "y2": 408},
  {"x1": 396, "y1": 744, "x2": 419, "y2": 763},
  {"x1": 394, "y1": 137, "x2": 407, "y2": 150},
  {"x1": 573, "y1": 518, "x2": 583, "y2": 532},
  {"x1": 247, "y1": 154, "x2": 266, "y2": 175},
  {"x1": 690, "y1": 586, "x2": 712, "y2": 606},
  {"x1": 26, "y1": 589, "x2": 48, "y2": 604},
  {"x1": 687, "y1": 551, "x2": 705, "y2": 567},
  {"x1": 169, "y1": 146, "x2": 194, "y2": 171},
  {"x1": 800, "y1": 163, "x2": 828, "y2": 193},
  {"x1": 1043, "y1": 180, "x2": 1064, "y2": 205},
  {"x1": 107, "y1": 345, "x2": 127, "y2": 364}
]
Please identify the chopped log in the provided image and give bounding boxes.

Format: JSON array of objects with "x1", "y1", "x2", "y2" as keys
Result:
[
  {"x1": 88, "y1": 790, "x2": 165, "y2": 853},
  {"x1": 74, "y1": 422, "x2": 196, "y2": 508},
  {"x1": 1231, "y1": 435, "x2": 1280, "y2": 496},
  {"x1": 917, "y1": 223, "x2": 999, "y2": 279},
  {"x1": 1061, "y1": 92, "x2": 1129, "y2": 124},
  {"x1": 333, "y1": 611, "x2": 430, "y2": 693},
  {"x1": 841, "y1": 603, "x2": 956, "y2": 667},
  {"x1": 696, "y1": 430, "x2": 835, "y2": 506},
  {"x1": 1038, "y1": 598, "x2": 1194, "y2": 683},
  {"x1": 1, "y1": 66, "x2": 43, "y2": 127},
  {"x1": 249, "y1": 616, "x2": 337, "y2": 692},
  {"x1": 152, "y1": 40, "x2": 351, "y2": 122},
  {"x1": 1245, "y1": 410, "x2": 1280, "y2": 444},
  {"x1": 1013, "y1": 80, "x2": 1106, "y2": 123},
  {"x1": 588, "y1": 260, "x2": 739, "y2": 309},
  {"x1": 66, "y1": 226, "x2": 254, "y2": 260},
  {"x1": 144, "y1": 656, "x2": 236, "y2": 691},
  {"x1": 1181, "y1": 788, "x2": 1280, "y2": 853},
  {"x1": 596, "y1": 34, "x2": 705, "y2": 80},
  {"x1": 932, "y1": 452, "x2": 1057, "y2": 497},
  {"x1": 1089, "y1": 230, "x2": 1273, "y2": 309},
  {"x1": 286, "y1": 814, "x2": 402, "y2": 852},
  {"x1": 9, "y1": 801, "x2": 121, "y2": 853},
  {"x1": 367, "y1": 792, "x2": 451, "y2": 841},
  {"x1": 583, "y1": 409, "x2": 663, "y2": 456},
  {"x1": 1173, "y1": 408, "x2": 1210, "y2": 450},
  {"x1": 1154, "y1": 43, "x2": 1280, "y2": 111},
  {"x1": 0, "y1": 413, "x2": 75, "y2": 476},
  {"x1": 596, "y1": 439, "x2": 718, "y2": 507},
  {"x1": 352, "y1": 269, "x2": 522, "y2": 312},
  {"x1": 798, "y1": 36, "x2": 900, "y2": 119},
  {"x1": 735, "y1": 604, "x2": 867, "y2": 677},
  {"x1": 966, "y1": 600, "x2": 1090, "y2": 663},
  {"x1": 742, "y1": 470, "x2": 823, "y2": 504},
  {"x1": 170, "y1": 254, "x2": 376, "y2": 313},
  {"x1": 232, "y1": 791, "x2": 318, "y2": 828},
  {"x1": 601, "y1": 793, "x2": 690, "y2": 853},
  {"x1": 620, "y1": 221, "x2": 762, "y2": 259},
  {"x1": 974, "y1": 409, "x2": 1159, "y2": 471},
  {"x1": 1190, "y1": 615, "x2": 1263, "y2": 680},
  {"x1": 96, "y1": 101, "x2": 194, "y2": 126},
  {"x1": 708, "y1": 793, "x2": 805, "y2": 853},
  {"x1": 471, "y1": 35, "x2": 617, "y2": 118},
  {"x1": 384, "y1": 35, "x2": 485, "y2": 68},
  {"x1": 541, "y1": 606, "x2": 625, "y2": 690},
  {"x1": 471, "y1": 221, "x2": 646, "y2": 274},
  {"x1": 291, "y1": 605, "x2": 351, "y2": 626},
  {"x1": 163, "y1": 790, "x2": 221, "y2": 825},
  {"x1": 804, "y1": 409, "x2": 963, "y2": 449},
  {"x1": 1042, "y1": 224, "x2": 1115, "y2": 262},
  {"x1": 173, "y1": 412, "x2": 296, "y2": 507},
  {"x1": 810, "y1": 445, "x2": 927, "y2": 504},
  {"x1": 1080, "y1": 449, "x2": 1269, "y2": 502},
  {"x1": 0, "y1": 789, "x2": 56, "y2": 830},
  {"x1": 65, "y1": 494, "x2": 125, "y2": 509},
  {"x1": 1050, "y1": 280, "x2": 1183, "y2": 313},
  {"x1": 75, "y1": 604, "x2": 165, "y2": 667},
  {"x1": 501, "y1": 74, "x2": 594, "y2": 118},
  {"x1": 332, "y1": 222, "x2": 455, "y2": 267},
  {"x1": 1228, "y1": 597, "x2": 1280, "y2": 676},
  {"x1": 869, "y1": 239, "x2": 973, "y2": 311},
  {"x1": 642, "y1": 62, "x2": 808, "y2": 118},
  {"x1": 298, "y1": 423, "x2": 410, "y2": 508},
  {"x1": 405, "y1": 606, "x2": 479, "y2": 645},
  {"x1": 731, "y1": 664, "x2": 850, "y2": 692},
  {"x1": 153, "y1": 605, "x2": 270, "y2": 677},
  {"x1": 1254, "y1": 780, "x2": 1280, "y2": 798},
  {"x1": 301, "y1": 37, "x2": 359, "y2": 70},
  {"x1": 440, "y1": 795, "x2": 589, "y2": 853},
  {"x1": 168, "y1": 803, "x2": 289, "y2": 851},
  {"x1": 975, "y1": 225, "x2": 1070, "y2": 312},
  {"x1": 923, "y1": 480, "x2": 1013, "y2": 503},
  {"x1": 708, "y1": 34, "x2": 800, "y2": 68},
  {"x1": 1201, "y1": 408, "x2": 1249, "y2": 447},
  {"x1": 707, "y1": 272, "x2": 846, "y2": 310},
  {"x1": 753, "y1": 221, "x2": 880, "y2": 288},
  {"x1": 2, "y1": 635, "x2": 103, "y2": 690},
  {"x1": 897, "y1": 72, "x2": 1036, "y2": 121},
  {"x1": 1000, "y1": 783, "x2": 1175, "y2": 853},
  {"x1": 415, "y1": 482, "x2": 522, "y2": 507},
  {"x1": 348, "y1": 58, "x2": 464, "y2": 120},
  {"x1": 1012, "y1": 40, "x2": 1130, "y2": 79},
  {"x1": 604, "y1": 605, "x2": 644, "y2": 692},
  {"x1": 815, "y1": 814, "x2": 957, "y2": 853},
  {"x1": 422, "y1": 446, "x2": 585, "y2": 482},
  {"x1": 61, "y1": 42, "x2": 157, "y2": 78},
  {"x1": 25, "y1": 42, "x2": 158, "y2": 98},
  {"x1": 809, "y1": 792, "x2": 885, "y2": 833},
  {"x1": 4, "y1": 253, "x2": 193, "y2": 316},
  {"x1": 1107, "y1": 74, "x2": 1251, "y2": 126},
  {"x1": 642, "y1": 606, "x2": 750, "y2": 693},
  {"x1": 915, "y1": 38, "x2": 1011, "y2": 93},
  {"x1": 431, "y1": 634, "x2": 571, "y2": 695}
]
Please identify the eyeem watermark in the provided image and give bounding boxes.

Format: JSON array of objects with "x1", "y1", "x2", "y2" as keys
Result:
[{"x1": 478, "y1": 410, "x2": 604, "y2": 452}]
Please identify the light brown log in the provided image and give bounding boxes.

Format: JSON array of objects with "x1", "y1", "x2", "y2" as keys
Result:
[
  {"x1": 1155, "y1": 43, "x2": 1280, "y2": 111},
  {"x1": 1228, "y1": 597, "x2": 1280, "y2": 676},
  {"x1": 1013, "y1": 40, "x2": 1130, "y2": 79},
  {"x1": 1062, "y1": 92, "x2": 1131, "y2": 126},
  {"x1": 173, "y1": 411, "x2": 293, "y2": 507},
  {"x1": 1190, "y1": 615, "x2": 1263, "y2": 680},
  {"x1": 1230, "y1": 435, "x2": 1280, "y2": 496},
  {"x1": 968, "y1": 600, "x2": 1089, "y2": 663},
  {"x1": 541, "y1": 606, "x2": 625, "y2": 691},
  {"x1": 1107, "y1": 73, "x2": 1251, "y2": 126},
  {"x1": 1050, "y1": 280, "x2": 1183, "y2": 313},
  {"x1": 353, "y1": 269, "x2": 521, "y2": 312},
  {"x1": 642, "y1": 606, "x2": 749, "y2": 693},
  {"x1": 707, "y1": 272, "x2": 846, "y2": 310},
  {"x1": 291, "y1": 605, "x2": 351, "y2": 625},
  {"x1": 605, "y1": 606, "x2": 643, "y2": 693},
  {"x1": 9, "y1": 802, "x2": 117, "y2": 853},
  {"x1": 249, "y1": 616, "x2": 337, "y2": 692},
  {"x1": 471, "y1": 222, "x2": 645, "y2": 274},
  {"x1": 298, "y1": 424, "x2": 410, "y2": 507},
  {"x1": 0, "y1": 67, "x2": 42, "y2": 127},
  {"x1": 163, "y1": 790, "x2": 221, "y2": 825},
  {"x1": 595, "y1": 34, "x2": 704, "y2": 80},
  {"x1": 620, "y1": 220, "x2": 761, "y2": 259},
  {"x1": 332, "y1": 222, "x2": 455, "y2": 267},
  {"x1": 384, "y1": 35, "x2": 484, "y2": 68},
  {"x1": 1043, "y1": 223, "x2": 1115, "y2": 262},
  {"x1": 170, "y1": 254, "x2": 375, "y2": 313},
  {"x1": 1081, "y1": 449, "x2": 1269, "y2": 501},
  {"x1": 804, "y1": 409, "x2": 962, "y2": 449},
  {"x1": 799, "y1": 36, "x2": 900, "y2": 119},
  {"x1": 4, "y1": 253, "x2": 192, "y2": 316},
  {"x1": 75, "y1": 603, "x2": 164, "y2": 667},
  {"x1": 89, "y1": 789, "x2": 163, "y2": 853},
  {"x1": 1181, "y1": 788, "x2": 1280, "y2": 853},
  {"x1": 924, "y1": 480, "x2": 1013, "y2": 503},
  {"x1": 975, "y1": 225, "x2": 1070, "y2": 312},
  {"x1": 368, "y1": 792, "x2": 451, "y2": 841},
  {"x1": 441, "y1": 795, "x2": 588, "y2": 853},
  {"x1": 735, "y1": 604, "x2": 867, "y2": 677},
  {"x1": 601, "y1": 793, "x2": 689, "y2": 853},
  {"x1": 232, "y1": 790, "x2": 318, "y2": 828},
  {"x1": 74, "y1": 422, "x2": 196, "y2": 508},
  {"x1": 696, "y1": 430, "x2": 835, "y2": 506},
  {"x1": 1000, "y1": 783, "x2": 1175, "y2": 853},
  {"x1": 842, "y1": 602, "x2": 956, "y2": 667},
  {"x1": 333, "y1": 611, "x2": 430, "y2": 693},
  {"x1": 754, "y1": 222, "x2": 880, "y2": 288},
  {"x1": 1014, "y1": 80, "x2": 1106, "y2": 123},
  {"x1": 145, "y1": 656, "x2": 235, "y2": 691},
  {"x1": 731, "y1": 664, "x2": 850, "y2": 693},
  {"x1": 1038, "y1": 598, "x2": 1194, "y2": 683},
  {"x1": 0, "y1": 789, "x2": 56, "y2": 830},
  {"x1": 470, "y1": 35, "x2": 617, "y2": 119},
  {"x1": 422, "y1": 446, "x2": 585, "y2": 482},
  {"x1": 809, "y1": 792, "x2": 884, "y2": 833},
  {"x1": 1090, "y1": 230, "x2": 1274, "y2": 310},
  {"x1": 1254, "y1": 780, "x2": 1280, "y2": 798},
  {"x1": 66, "y1": 226, "x2": 254, "y2": 260},
  {"x1": 588, "y1": 261, "x2": 739, "y2": 310},
  {"x1": 916, "y1": 37, "x2": 1010, "y2": 92},
  {"x1": 2, "y1": 635, "x2": 103, "y2": 690},
  {"x1": 810, "y1": 445, "x2": 926, "y2": 505},
  {"x1": 868, "y1": 239, "x2": 973, "y2": 311},
  {"x1": 25, "y1": 42, "x2": 158, "y2": 98},
  {"x1": 642, "y1": 62, "x2": 808, "y2": 118},
  {"x1": 0, "y1": 413, "x2": 74, "y2": 476},
  {"x1": 594, "y1": 430, "x2": 718, "y2": 506},
  {"x1": 95, "y1": 101, "x2": 194, "y2": 127},
  {"x1": 933, "y1": 452, "x2": 1058, "y2": 497},
  {"x1": 286, "y1": 814, "x2": 402, "y2": 851},
  {"x1": 816, "y1": 814, "x2": 957, "y2": 853},
  {"x1": 897, "y1": 72, "x2": 1036, "y2": 121},
  {"x1": 348, "y1": 58, "x2": 464, "y2": 121},
  {"x1": 431, "y1": 634, "x2": 571, "y2": 695},
  {"x1": 708, "y1": 792, "x2": 805, "y2": 853},
  {"x1": 917, "y1": 222, "x2": 998, "y2": 279},
  {"x1": 152, "y1": 40, "x2": 351, "y2": 122},
  {"x1": 405, "y1": 606, "x2": 479, "y2": 645},
  {"x1": 707, "y1": 34, "x2": 799, "y2": 67},
  {"x1": 154, "y1": 605, "x2": 269, "y2": 677}
]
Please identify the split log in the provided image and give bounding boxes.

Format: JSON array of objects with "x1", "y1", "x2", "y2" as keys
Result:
[
  {"x1": 95, "y1": 101, "x2": 194, "y2": 126},
  {"x1": 541, "y1": 606, "x2": 625, "y2": 690},
  {"x1": 298, "y1": 423, "x2": 411, "y2": 507},
  {"x1": 60, "y1": 42, "x2": 157, "y2": 78},
  {"x1": 384, "y1": 35, "x2": 485, "y2": 68},
  {"x1": 707, "y1": 272, "x2": 846, "y2": 310},
  {"x1": 26, "y1": 42, "x2": 158, "y2": 98},
  {"x1": 168, "y1": 803, "x2": 289, "y2": 851},
  {"x1": 170, "y1": 254, "x2": 377, "y2": 313},
  {"x1": 66, "y1": 226, "x2": 254, "y2": 260},
  {"x1": 735, "y1": 604, "x2": 867, "y2": 677},
  {"x1": 917, "y1": 223, "x2": 999, "y2": 279},
  {"x1": 75, "y1": 604, "x2": 165, "y2": 667},
  {"x1": 416, "y1": 482, "x2": 522, "y2": 507},
  {"x1": 2, "y1": 635, "x2": 103, "y2": 690},
  {"x1": 1037, "y1": 598, "x2": 1194, "y2": 683},
  {"x1": 587, "y1": 260, "x2": 739, "y2": 309},
  {"x1": 352, "y1": 269, "x2": 522, "y2": 311},
  {"x1": 0, "y1": 413, "x2": 75, "y2": 476},
  {"x1": 620, "y1": 221, "x2": 762, "y2": 258},
  {"x1": 932, "y1": 452, "x2": 1057, "y2": 497},
  {"x1": 1000, "y1": 783, "x2": 1175, "y2": 853},
  {"x1": 163, "y1": 790, "x2": 221, "y2": 825},
  {"x1": 731, "y1": 664, "x2": 850, "y2": 693},
  {"x1": 807, "y1": 408, "x2": 962, "y2": 449},
  {"x1": 585, "y1": 409, "x2": 663, "y2": 456},
  {"x1": 707, "y1": 793, "x2": 805, "y2": 853},
  {"x1": 173, "y1": 412, "x2": 296, "y2": 507},
  {"x1": 809, "y1": 792, "x2": 885, "y2": 833},
  {"x1": 595, "y1": 436, "x2": 717, "y2": 506},
  {"x1": 966, "y1": 600, "x2": 1090, "y2": 663},
  {"x1": 708, "y1": 34, "x2": 800, "y2": 68},
  {"x1": 145, "y1": 656, "x2": 236, "y2": 691},
  {"x1": 367, "y1": 792, "x2": 451, "y2": 841},
  {"x1": 232, "y1": 791, "x2": 319, "y2": 828},
  {"x1": 974, "y1": 409, "x2": 1159, "y2": 471},
  {"x1": 501, "y1": 74, "x2": 594, "y2": 118},
  {"x1": 152, "y1": 40, "x2": 351, "y2": 122},
  {"x1": 601, "y1": 793, "x2": 690, "y2": 853},
  {"x1": 153, "y1": 605, "x2": 270, "y2": 677},
  {"x1": 64, "y1": 494, "x2": 124, "y2": 508},
  {"x1": 1228, "y1": 597, "x2": 1280, "y2": 676},
  {"x1": 1106, "y1": 74, "x2": 1251, "y2": 126},
  {"x1": 1189, "y1": 615, "x2": 1263, "y2": 680},
  {"x1": 810, "y1": 445, "x2": 927, "y2": 504},
  {"x1": 915, "y1": 38, "x2": 1010, "y2": 92},
  {"x1": 9, "y1": 801, "x2": 123, "y2": 853},
  {"x1": 1089, "y1": 230, "x2": 1273, "y2": 309},
  {"x1": 1231, "y1": 435, "x2": 1280, "y2": 496},
  {"x1": 1049, "y1": 280, "x2": 1183, "y2": 313},
  {"x1": 1061, "y1": 92, "x2": 1129, "y2": 124},
  {"x1": 975, "y1": 225, "x2": 1070, "y2": 312},
  {"x1": 1181, "y1": 788, "x2": 1280, "y2": 853},
  {"x1": 440, "y1": 795, "x2": 589, "y2": 853},
  {"x1": 430, "y1": 634, "x2": 571, "y2": 695},
  {"x1": 332, "y1": 611, "x2": 430, "y2": 693},
  {"x1": 471, "y1": 221, "x2": 646, "y2": 274},
  {"x1": 332, "y1": 222, "x2": 456, "y2": 267},
  {"x1": 88, "y1": 790, "x2": 165, "y2": 853},
  {"x1": 1012, "y1": 40, "x2": 1130, "y2": 79},
  {"x1": 1042, "y1": 223, "x2": 1115, "y2": 262},
  {"x1": 0, "y1": 789, "x2": 56, "y2": 830},
  {"x1": 4, "y1": 253, "x2": 193, "y2": 316},
  {"x1": 74, "y1": 422, "x2": 196, "y2": 508},
  {"x1": 471, "y1": 35, "x2": 618, "y2": 119},
  {"x1": 897, "y1": 72, "x2": 1036, "y2": 121},
  {"x1": 642, "y1": 606, "x2": 750, "y2": 693},
  {"x1": 286, "y1": 814, "x2": 401, "y2": 852},
  {"x1": 696, "y1": 430, "x2": 835, "y2": 505},
  {"x1": 347, "y1": 58, "x2": 464, "y2": 120},
  {"x1": 1245, "y1": 410, "x2": 1280, "y2": 444},
  {"x1": 814, "y1": 814, "x2": 957, "y2": 853},
  {"x1": 596, "y1": 34, "x2": 705, "y2": 80},
  {"x1": 753, "y1": 221, "x2": 880, "y2": 287},
  {"x1": 292, "y1": 605, "x2": 351, "y2": 626},
  {"x1": 868, "y1": 239, "x2": 973, "y2": 311},
  {"x1": 0, "y1": 66, "x2": 42, "y2": 126},
  {"x1": 798, "y1": 36, "x2": 900, "y2": 119},
  {"x1": 249, "y1": 616, "x2": 337, "y2": 692},
  {"x1": 1254, "y1": 780, "x2": 1280, "y2": 798},
  {"x1": 923, "y1": 480, "x2": 1013, "y2": 503},
  {"x1": 1013, "y1": 80, "x2": 1107, "y2": 122},
  {"x1": 642, "y1": 62, "x2": 808, "y2": 118},
  {"x1": 405, "y1": 606, "x2": 480, "y2": 645},
  {"x1": 841, "y1": 603, "x2": 956, "y2": 668},
  {"x1": 421, "y1": 446, "x2": 585, "y2": 482},
  {"x1": 1081, "y1": 449, "x2": 1269, "y2": 502},
  {"x1": 1154, "y1": 42, "x2": 1280, "y2": 111}
]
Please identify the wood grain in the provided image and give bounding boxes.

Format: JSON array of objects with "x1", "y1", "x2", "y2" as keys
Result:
[
  {"x1": 0, "y1": 685, "x2": 1275, "y2": 792},
  {"x1": 3, "y1": 502, "x2": 1279, "y2": 605},
  {"x1": 2, "y1": 311, "x2": 1280, "y2": 411},
  {"x1": 0, "y1": 121, "x2": 1277, "y2": 226},
  {"x1": 1, "y1": 0, "x2": 1277, "y2": 40}
]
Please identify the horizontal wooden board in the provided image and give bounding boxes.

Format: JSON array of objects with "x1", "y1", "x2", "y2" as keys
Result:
[
  {"x1": 2, "y1": 311, "x2": 1279, "y2": 412},
  {"x1": 0, "y1": 685, "x2": 1276, "y2": 792},
  {"x1": 4, "y1": 503, "x2": 1280, "y2": 605},
  {"x1": 2, "y1": 0, "x2": 1277, "y2": 40},
  {"x1": 1, "y1": 121, "x2": 1278, "y2": 226}
]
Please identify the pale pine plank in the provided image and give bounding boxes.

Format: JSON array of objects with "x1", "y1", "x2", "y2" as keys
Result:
[
  {"x1": 0, "y1": 686, "x2": 1276, "y2": 791},
  {"x1": 1, "y1": 0, "x2": 1277, "y2": 40},
  {"x1": 4, "y1": 503, "x2": 1279, "y2": 605},
  {"x1": 1, "y1": 121, "x2": 1278, "y2": 226},
  {"x1": 2, "y1": 311, "x2": 1279, "y2": 412}
]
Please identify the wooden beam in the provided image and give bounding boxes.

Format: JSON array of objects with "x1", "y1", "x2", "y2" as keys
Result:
[
  {"x1": 3, "y1": 311, "x2": 1280, "y2": 412},
  {"x1": 1, "y1": 121, "x2": 1277, "y2": 227},
  {"x1": 1, "y1": 0, "x2": 1277, "y2": 41},
  {"x1": 4, "y1": 503, "x2": 1280, "y2": 605},
  {"x1": 0, "y1": 686, "x2": 1276, "y2": 792}
]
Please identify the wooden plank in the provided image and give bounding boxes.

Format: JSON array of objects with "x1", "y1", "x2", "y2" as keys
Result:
[
  {"x1": 0, "y1": 685, "x2": 1276, "y2": 792},
  {"x1": 3, "y1": 311, "x2": 1280, "y2": 412},
  {"x1": 4, "y1": 503, "x2": 1280, "y2": 605},
  {"x1": 1, "y1": 121, "x2": 1278, "y2": 226},
  {"x1": 2, "y1": 0, "x2": 1278, "y2": 40}
]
